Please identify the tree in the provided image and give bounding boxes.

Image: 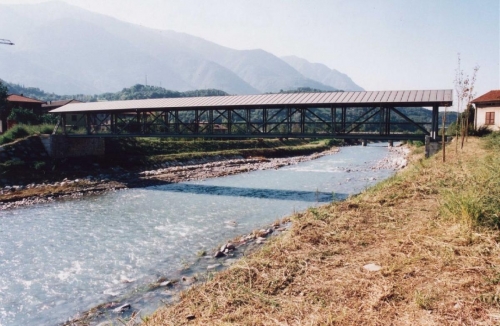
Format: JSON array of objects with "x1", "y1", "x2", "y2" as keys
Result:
[
  {"x1": 454, "y1": 53, "x2": 479, "y2": 150},
  {"x1": 0, "y1": 81, "x2": 8, "y2": 132}
]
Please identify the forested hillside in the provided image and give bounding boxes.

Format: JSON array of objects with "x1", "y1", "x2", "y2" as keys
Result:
[{"x1": 3, "y1": 81, "x2": 228, "y2": 102}]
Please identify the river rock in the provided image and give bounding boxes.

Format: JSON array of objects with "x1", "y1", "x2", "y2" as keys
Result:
[
  {"x1": 363, "y1": 263, "x2": 382, "y2": 272},
  {"x1": 214, "y1": 251, "x2": 226, "y2": 258},
  {"x1": 207, "y1": 263, "x2": 220, "y2": 270},
  {"x1": 256, "y1": 237, "x2": 266, "y2": 244},
  {"x1": 113, "y1": 303, "x2": 131, "y2": 313},
  {"x1": 159, "y1": 281, "x2": 172, "y2": 287},
  {"x1": 182, "y1": 276, "x2": 197, "y2": 285}
]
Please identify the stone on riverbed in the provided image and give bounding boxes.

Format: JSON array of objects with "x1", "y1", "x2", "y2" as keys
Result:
[
  {"x1": 159, "y1": 281, "x2": 173, "y2": 287},
  {"x1": 214, "y1": 251, "x2": 226, "y2": 258},
  {"x1": 113, "y1": 303, "x2": 131, "y2": 313},
  {"x1": 220, "y1": 242, "x2": 236, "y2": 253},
  {"x1": 207, "y1": 263, "x2": 221, "y2": 270},
  {"x1": 256, "y1": 237, "x2": 266, "y2": 244},
  {"x1": 182, "y1": 276, "x2": 197, "y2": 285}
]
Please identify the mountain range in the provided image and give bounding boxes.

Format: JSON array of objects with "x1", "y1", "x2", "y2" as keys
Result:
[{"x1": 0, "y1": 1, "x2": 363, "y2": 96}]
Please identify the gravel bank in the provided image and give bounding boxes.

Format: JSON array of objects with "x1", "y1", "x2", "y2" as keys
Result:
[{"x1": 0, "y1": 145, "x2": 409, "y2": 211}]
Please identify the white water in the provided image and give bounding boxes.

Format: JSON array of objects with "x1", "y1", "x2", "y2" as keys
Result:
[{"x1": 0, "y1": 145, "x2": 399, "y2": 325}]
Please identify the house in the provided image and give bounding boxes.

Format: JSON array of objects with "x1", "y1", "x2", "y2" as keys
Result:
[
  {"x1": 42, "y1": 99, "x2": 82, "y2": 113},
  {"x1": 472, "y1": 90, "x2": 500, "y2": 131},
  {"x1": 42, "y1": 99, "x2": 84, "y2": 127},
  {"x1": 1, "y1": 94, "x2": 45, "y2": 133}
]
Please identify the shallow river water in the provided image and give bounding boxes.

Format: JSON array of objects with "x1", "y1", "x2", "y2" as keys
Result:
[{"x1": 0, "y1": 145, "x2": 400, "y2": 325}]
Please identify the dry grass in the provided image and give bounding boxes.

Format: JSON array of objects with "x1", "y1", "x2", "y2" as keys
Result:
[{"x1": 145, "y1": 137, "x2": 500, "y2": 325}]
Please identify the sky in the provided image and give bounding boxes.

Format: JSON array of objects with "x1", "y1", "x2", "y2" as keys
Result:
[{"x1": 0, "y1": 0, "x2": 499, "y2": 98}]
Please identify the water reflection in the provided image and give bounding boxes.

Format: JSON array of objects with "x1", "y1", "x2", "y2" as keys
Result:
[{"x1": 147, "y1": 183, "x2": 347, "y2": 202}]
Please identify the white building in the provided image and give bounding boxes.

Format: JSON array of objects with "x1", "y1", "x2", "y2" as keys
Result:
[{"x1": 472, "y1": 90, "x2": 500, "y2": 131}]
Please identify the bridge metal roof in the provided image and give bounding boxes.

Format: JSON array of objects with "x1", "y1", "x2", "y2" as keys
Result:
[{"x1": 50, "y1": 90, "x2": 453, "y2": 113}]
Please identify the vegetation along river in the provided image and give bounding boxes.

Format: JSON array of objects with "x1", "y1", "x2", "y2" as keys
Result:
[{"x1": 0, "y1": 144, "x2": 405, "y2": 325}]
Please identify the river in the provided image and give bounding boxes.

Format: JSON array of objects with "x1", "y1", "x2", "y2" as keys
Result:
[{"x1": 0, "y1": 144, "x2": 402, "y2": 325}]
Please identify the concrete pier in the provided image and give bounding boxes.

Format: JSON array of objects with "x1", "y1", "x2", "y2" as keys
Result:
[{"x1": 40, "y1": 135, "x2": 105, "y2": 158}]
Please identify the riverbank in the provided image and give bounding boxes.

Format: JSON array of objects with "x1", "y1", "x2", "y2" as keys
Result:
[
  {"x1": 145, "y1": 136, "x2": 500, "y2": 325},
  {"x1": 0, "y1": 139, "x2": 338, "y2": 210},
  {"x1": 0, "y1": 144, "x2": 409, "y2": 211},
  {"x1": 61, "y1": 143, "x2": 409, "y2": 326}
]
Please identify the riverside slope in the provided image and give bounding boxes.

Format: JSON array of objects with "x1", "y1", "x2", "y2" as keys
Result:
[{"x1": 145, "y1": 138, "x2": 500, "y2": 325}]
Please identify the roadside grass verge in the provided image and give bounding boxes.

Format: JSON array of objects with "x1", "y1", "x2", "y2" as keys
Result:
[{"x1": 145, "y1": 135, "x2": 500, "y2": 325}]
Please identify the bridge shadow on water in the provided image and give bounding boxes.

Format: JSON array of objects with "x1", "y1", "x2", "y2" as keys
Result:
[{"x1": 147, "y1": 183, "x2": 348, "y2": 203}]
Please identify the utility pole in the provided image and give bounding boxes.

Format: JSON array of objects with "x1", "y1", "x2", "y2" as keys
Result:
[{"x1": 0, "y1": 39, "x2": 14, "y2": 45}]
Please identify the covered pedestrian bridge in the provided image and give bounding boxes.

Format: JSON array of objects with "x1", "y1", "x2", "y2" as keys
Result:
[{"x1": 50, "y1": 89, "x2": 452, "y2": 141}]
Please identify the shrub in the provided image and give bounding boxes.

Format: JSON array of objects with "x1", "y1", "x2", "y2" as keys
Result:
[
  {"x1": 7, "y1": 107, "x2": 40, "y2": 125},
  {"x1": 473, "y1": 126, "x2": 493, "y2": 137},
  {"x1": 484, "y1": 131, "x2": 500, "y2": 150}
]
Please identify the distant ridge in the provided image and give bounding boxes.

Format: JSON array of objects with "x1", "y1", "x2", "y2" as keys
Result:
[
  {"x1": 0, "y1": 1, "x2": 362, "y2": 95},
  {"x1": 281, "y1": 56, "x2": 364, "y2": 92}
]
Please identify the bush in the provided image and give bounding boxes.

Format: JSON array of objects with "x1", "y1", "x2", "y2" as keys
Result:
[
  {"x1": 40, "y1": 113, "x2": 58, "y2": 124},
  {"x1": 7, "y1": 107, "x2": 41, "y2": 125},
  {"x1": 407, "y1": 140, "x2": 424, "y2": 147},
  {"x1": 484, "y1": 131, "x2": 500, "y2": 150},
  {"x1": 471, "y1": 125, "x2": 493, "y2": 137}
]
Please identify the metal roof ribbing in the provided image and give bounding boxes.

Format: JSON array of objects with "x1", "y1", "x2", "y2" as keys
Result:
[{"x1": 50, "y1": 90, "x2": 453, "y2": 113}]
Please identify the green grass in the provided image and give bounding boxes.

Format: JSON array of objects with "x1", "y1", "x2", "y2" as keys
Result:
[
  {"x1": 484, "y1": 131, "x2": 500, "y2": 150},
  {"x1": 440, "y1": 132, "x2": 500, "y2": 228},
  {"x1": 0, "y1": 124, "x2": 55, "y2": 145}
]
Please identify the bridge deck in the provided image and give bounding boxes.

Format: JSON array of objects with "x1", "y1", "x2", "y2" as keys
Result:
[{"x1": 50, "y1": 90, "x2": 452, "y2": 141}]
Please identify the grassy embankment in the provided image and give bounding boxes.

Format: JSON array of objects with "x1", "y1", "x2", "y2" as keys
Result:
[
  {"x1": 0, "y1": 124, "x2": 54, "y2": 145},
  {"x1": 146, "y1": 134, "x2": 500, "y2": 325}
]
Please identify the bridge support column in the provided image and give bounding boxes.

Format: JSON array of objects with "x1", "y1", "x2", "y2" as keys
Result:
[
  {"x1": 432, "y1": 105, "x2": 439, "y2": 140},
  {"x1": 362, "y1": 139, "x2": 367, "y2": 146},
  {"x1": 42, "y1": 135, "x2": 105, "y2": 158},
  {"x1": 388, "y1": 140, "x2": 393, "y2": 147},
  {"x1": 425, "y1": 135, "x2": 441, "y2": 158}
]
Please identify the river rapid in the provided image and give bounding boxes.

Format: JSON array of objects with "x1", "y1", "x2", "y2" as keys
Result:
[{"x1": 0, "y1": 144, "x2": 406, "y2": 325}]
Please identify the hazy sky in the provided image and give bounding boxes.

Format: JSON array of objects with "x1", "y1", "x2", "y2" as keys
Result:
[{"x1": 1, "y1": 0, "x2": 498, "y2": 98}]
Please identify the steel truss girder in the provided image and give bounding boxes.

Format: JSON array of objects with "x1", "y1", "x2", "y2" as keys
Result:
[{"x1": 61, "y1": 106, "x2": 434, "y2": 141}]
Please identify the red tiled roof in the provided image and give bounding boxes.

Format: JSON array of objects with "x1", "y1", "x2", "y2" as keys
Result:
[
  {"x1": 7, "y1": 94, "x2": 44, "y2": 104},
  {"x1": 472, "y1": 90, "x2": 500, "y2": 103},
  {"x1": 42, "y1": 99, "x2": 82, "y2": 109}
]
